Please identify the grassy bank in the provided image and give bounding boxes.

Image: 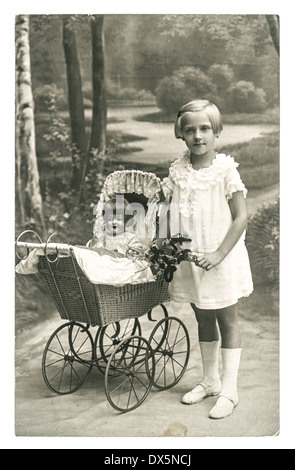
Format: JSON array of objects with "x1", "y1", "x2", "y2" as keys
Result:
[{"x1": 219, "y1": 132, "x2": 279, "y2": 190}]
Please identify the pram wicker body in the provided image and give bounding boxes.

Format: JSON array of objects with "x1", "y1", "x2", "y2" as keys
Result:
[{"x1": 37, "y1": 253, "x2": 170, "y2": 327}]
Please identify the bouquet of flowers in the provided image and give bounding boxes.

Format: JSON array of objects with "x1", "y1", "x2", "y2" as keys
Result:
[{"x1": 126, "y1": 234, "x2": 199, "y2": 283}]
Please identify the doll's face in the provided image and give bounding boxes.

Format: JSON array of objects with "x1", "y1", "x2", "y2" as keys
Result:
[{"x1": 105, "y1": 211, "x2": 125, "y2": 236}]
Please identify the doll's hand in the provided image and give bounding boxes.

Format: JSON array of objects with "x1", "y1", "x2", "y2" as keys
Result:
[
  {"x1": 196, "y1": 250, "x2": 225, "y2": 271},
  {"x1": 153, "y1": 238, "x2": 167, "y2": 250}
]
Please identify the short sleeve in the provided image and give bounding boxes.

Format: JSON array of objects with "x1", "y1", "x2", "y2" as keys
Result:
[
  {"x1": 161, "y1": 176, "x2": 174, "y2": 199},
  {"x1": 225, "y1": 165, "x2": 247, "y2": 200}
]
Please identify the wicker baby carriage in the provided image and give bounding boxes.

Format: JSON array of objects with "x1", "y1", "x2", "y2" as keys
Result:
[{"x1": 15, "y1": 170, "x2": 190, "y2": 413}]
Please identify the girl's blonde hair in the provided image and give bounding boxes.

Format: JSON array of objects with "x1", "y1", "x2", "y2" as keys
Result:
[{"x1": 174, "y1": 99, "x2": 223, "y2": 139}]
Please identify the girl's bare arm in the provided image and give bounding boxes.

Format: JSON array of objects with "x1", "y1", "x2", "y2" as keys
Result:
[{"x1": 197, "y1": 191, "x2": 248, "y2": 270}]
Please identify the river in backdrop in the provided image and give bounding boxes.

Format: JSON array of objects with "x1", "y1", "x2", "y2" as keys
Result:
[{"x1": 100, "y1": 105, "x2": 279, "y2": 164}]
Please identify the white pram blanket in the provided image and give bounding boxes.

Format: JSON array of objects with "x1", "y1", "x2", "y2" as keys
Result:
[{"x1": 15, "y1": 246, "x2": 154, "y2": 287}]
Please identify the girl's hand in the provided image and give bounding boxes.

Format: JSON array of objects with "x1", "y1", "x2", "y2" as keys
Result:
[{"x1": 196, "y1": 250, "x2": 225, "y2": 271}]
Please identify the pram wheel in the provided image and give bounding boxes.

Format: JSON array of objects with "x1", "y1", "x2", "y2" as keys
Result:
[
  {"x1": 149, "y1": 317, "x2": 190, "y2": 390},
  {"x1": 105, "y1": 335, "x2": 155, "y2": 412},
  {"x1": 42, "y1": 322, "x2": 94, "y2": 395},
  {"x1": 94, "y1": 318, "x2": 141, "y2": 374}
]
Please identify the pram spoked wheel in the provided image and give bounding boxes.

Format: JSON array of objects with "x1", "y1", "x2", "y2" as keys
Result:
[
  {"x1": 149, "y1": 316, "x2": 190, "y2": 390},
  {"x1": 94, "y1": 318, "x2": 142, "y2": 374},
  {"x1": 42, "y1": 322, "x2": 94, "y2": 395},
  {"x1": 105, "y1": 335, "x2": 155, "y2": 412}
]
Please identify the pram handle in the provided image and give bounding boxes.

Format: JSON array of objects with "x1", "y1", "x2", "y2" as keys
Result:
[
  {"x1": 15, "y1": 230, "x2": 73, "y2": 261},
  {"x1": 15, "y1": 241, "x2": 74, "y2": 252}
]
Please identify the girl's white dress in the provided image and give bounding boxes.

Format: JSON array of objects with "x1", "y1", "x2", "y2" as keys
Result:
[{"x1": 162, "y1": 152, "x2": 253, "y2": 309}]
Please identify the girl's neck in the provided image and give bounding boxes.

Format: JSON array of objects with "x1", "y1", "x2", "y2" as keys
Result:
[{"x1": 189, "y1": 151, "x2": 216, "y2": 170}]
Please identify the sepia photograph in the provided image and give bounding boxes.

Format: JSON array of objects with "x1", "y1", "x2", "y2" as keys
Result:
[{"x1": 7, "y1": 2, "x2": 290, "y2": 449}]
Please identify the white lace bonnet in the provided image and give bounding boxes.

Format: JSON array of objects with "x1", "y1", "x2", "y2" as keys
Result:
[{"x1": 93, "y1": 170, "x2": 162, "y2": 239}]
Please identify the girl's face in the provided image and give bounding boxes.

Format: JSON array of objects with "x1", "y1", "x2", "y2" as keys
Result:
[{"x1": 181, "y1": 111, "x2": 218, "y2": 159}]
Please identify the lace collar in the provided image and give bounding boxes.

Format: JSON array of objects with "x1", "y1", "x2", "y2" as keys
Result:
[
  {"x1": 185, "y1": 151, "x2": 218, "y2": 173},
  {"x1": 169, "y1": 152, "x2": 236, "y2": 188},
  {"x1": 180, "y1": 151, "x2": 236, "y2": 171},
  {"x1": 163, "y1": 152, "x2": 246, "y2": 216}
]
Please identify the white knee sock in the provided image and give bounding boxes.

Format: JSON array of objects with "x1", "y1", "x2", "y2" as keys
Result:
[
  {"x1": 199, "y1": 341, "x2": 220, "y2": 387},
  {"x1": 220, "y1": 348, "x2": 242, "y2": 404}
]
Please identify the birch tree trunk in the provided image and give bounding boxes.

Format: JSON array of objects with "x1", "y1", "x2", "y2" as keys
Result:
[
  {"x1": 15, "y1": 15, "x2": 45, "y2": 233},
  {"x1": 62, "y1": 16, "x2": 87, "y2": 191}
]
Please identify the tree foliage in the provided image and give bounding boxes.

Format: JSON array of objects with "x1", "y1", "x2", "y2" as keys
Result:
[
  {"x1": 29, "y1": 14, "x2": 279, "y2": 99},
  {"x1": 155, "y1": 67, "x2": 216, "y2": 114},
  {"x1": 246, "y1": 199, "x2": 279, "y2": 287},
  {"x1": 227, "y1": 80, "x2": 267, "y2": 113},
  {"x1": 208, "y1": 64, "x2": 235, "y2": 92},
  {"x1": 155, "y1": 65, "x2": 268, "y2": 114},
  {"x1": 152, "y1": 14, "x2": 278, "y2": 113},
  {"x1": 159, "y1": 15, "x2": 272, "y2": 55}
]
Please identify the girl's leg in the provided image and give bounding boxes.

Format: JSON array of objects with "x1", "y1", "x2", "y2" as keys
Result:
[
  {"x1": 210, "y1": 303, "x2": 242, "y2": 419},
  {"x1": 216, "y1": 303, "x2": 241, "y2": 349},
  {"x1": 182, "y1": 305, "x2": 221, "y2": 405},
  {"x1": 191, "y1": 303, "x2": 219, "y2": 342}
]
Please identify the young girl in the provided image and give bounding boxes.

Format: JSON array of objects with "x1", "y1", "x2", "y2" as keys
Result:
[{"x1": 162, "y1": 99, "x2": 253, "y2": 419}]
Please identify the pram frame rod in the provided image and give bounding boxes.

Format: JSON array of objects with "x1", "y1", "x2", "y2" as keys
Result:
[{"x1": 16, "y1": 241, "x2": 74, "y2": 252}]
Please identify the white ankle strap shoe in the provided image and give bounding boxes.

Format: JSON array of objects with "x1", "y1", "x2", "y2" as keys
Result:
[
  {"x1": 181, "y1": 380, "x2": 221, "y2": 405},
  {"x1": 209, "y1": 394, "x2": 238, "y2": 419}
]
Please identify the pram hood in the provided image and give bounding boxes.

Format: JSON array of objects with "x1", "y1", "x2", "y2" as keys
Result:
[
  {"x1": 93, "y1": 170, "x2": 163, "y2": 241},
  {"x1": 99, "y1": 169, "x2": 162, "y2": 204}
]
